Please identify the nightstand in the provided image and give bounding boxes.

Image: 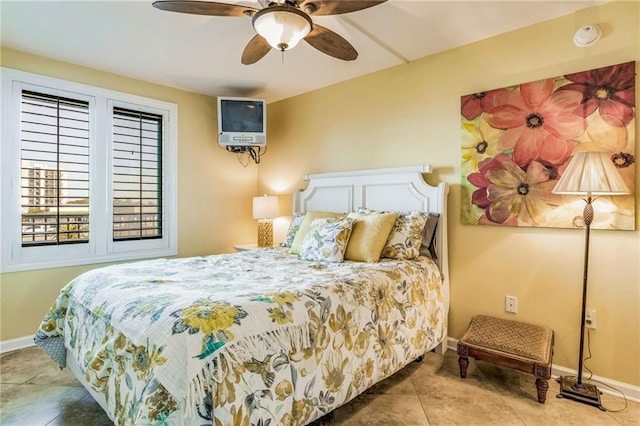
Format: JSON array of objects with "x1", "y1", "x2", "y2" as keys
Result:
[{"x1": 233, "y1": 244, "x2": 278, "y2": 252}]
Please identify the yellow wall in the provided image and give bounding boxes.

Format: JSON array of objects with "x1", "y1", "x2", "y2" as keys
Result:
[
  {"x1": 0, "y1": 47, "x2": 259, "y2": 340},
  {"x1": 262, "y1": 1, "x2": 639, "y2": 386},
  {"x1": 1, "y1": 1, "x2": 638, "y2": 388}
]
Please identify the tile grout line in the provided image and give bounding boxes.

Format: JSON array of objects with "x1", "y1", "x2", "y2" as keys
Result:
[{"x1": 409, "y1": 365, "x2": 433, "y2": 426}]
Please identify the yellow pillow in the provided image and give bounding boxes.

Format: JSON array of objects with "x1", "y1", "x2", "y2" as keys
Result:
[
  {"x1": 288, "y1": 211, "x2": 345, "y2": 254},
  {"x1": 344, "y1": 212, "x2": 398, "y2": 262}
]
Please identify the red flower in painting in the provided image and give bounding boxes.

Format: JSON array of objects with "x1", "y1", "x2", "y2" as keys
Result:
[
  {"x1": 461, "y1": 89, "x2": 507, "y2": 120},
  {"x1": 486, "y1": 78, "x2": 585, "y2": 167},
  {"x1": 559, "y1": 61, "x2": 635, "y2": 126},
  {"x1": 467, "y1": 154, "x2": 511, "y2": 209}
]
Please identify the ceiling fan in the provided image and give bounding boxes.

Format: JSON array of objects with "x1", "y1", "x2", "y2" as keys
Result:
[{"x1": 152, "y1": 0, "x2": 387, "y2": 64}]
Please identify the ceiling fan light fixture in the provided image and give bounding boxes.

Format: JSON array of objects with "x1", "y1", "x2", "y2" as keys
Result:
[{"x1": 252, "y1": 6, "x2": 312, "y2": 51}]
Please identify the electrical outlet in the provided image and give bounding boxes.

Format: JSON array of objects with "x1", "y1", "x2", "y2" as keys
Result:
[
  {"x1": 505, "y1": 295, "x2": 517, "y2": 313},
  {"x1": 585, "y1": 309, "x2": 596, "y2": 329}
]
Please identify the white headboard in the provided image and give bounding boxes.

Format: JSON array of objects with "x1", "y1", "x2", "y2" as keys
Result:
[{"x1": 293, "y1": 165, "x2": 450, "y2": 314}]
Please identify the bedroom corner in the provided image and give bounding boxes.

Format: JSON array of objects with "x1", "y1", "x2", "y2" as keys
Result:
[{"x1": 260, "y1": 0, "x2": 639, "y2": 397}]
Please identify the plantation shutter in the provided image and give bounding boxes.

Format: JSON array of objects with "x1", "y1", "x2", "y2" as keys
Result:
[
  {"x1": 112, "y1": 107, "x2": 163, "y2": 241},
  {"x1": 20, "y1": 90, "x2": 90, "y2": 246}
]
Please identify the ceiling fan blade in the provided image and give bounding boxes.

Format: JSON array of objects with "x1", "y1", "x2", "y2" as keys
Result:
[
  {"x1": 303, "y1": 24, "x2": 357, "y2": 61},
  {"x1": 242, "y1": 35, "x2": 272, "y2": 64},
  {"x1": 297, "y1": 0, "x2": 386, "y2": 16},
  {"x1": 152, "y1": 1, "x2": 258, "y2": 17}
]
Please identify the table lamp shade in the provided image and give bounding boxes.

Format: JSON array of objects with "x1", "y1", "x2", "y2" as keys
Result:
[
  {"x1": 253, "y1": 195, "x2": 279, "y2": 219},
  {"x1": 553, "y1": 152, "x2": 630, "y2": 196},
  {"x1": 253, "y1": 195, "x2": 279, "y2": 247}
]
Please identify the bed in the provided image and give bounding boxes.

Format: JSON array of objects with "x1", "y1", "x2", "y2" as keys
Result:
[{"x1": 34, "y1": 165, "x2": 450, "y2": 426}]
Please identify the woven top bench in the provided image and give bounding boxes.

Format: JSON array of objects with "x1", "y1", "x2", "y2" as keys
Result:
[{"x1": 457, "y1": 315, "x2": 554, "y2": 403}]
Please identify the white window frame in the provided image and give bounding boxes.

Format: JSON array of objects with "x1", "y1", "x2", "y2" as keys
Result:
[{"x1": 1, "y1": 68, "x2": 178, "y2": 272}]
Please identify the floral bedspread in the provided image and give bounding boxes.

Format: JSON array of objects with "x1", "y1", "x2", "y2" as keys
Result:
[{"x1": 35, "y1": 248, "x2": 445, "y2": 425}]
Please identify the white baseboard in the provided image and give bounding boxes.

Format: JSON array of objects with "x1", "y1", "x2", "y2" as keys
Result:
[
  {"x1": 446, "y1": 337, "x2": 639, "y2": 403},
  {"x1": 0, "y1": 335, "x2": 35, "y2": 354}
]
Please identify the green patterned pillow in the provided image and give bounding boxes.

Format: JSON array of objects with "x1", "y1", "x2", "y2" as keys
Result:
[
  {"x1": 298, "y1": 217, "x2": 354, "y2": 263},
  {"x1": 281, "y1": 212, "x2": 306, "y2": 247},
  {"x1": 381, "y1": 211, "x2": 428, "y2": 260},
  {"x1": 289, "y1": 211, "x2": 345, "y2": 255}
]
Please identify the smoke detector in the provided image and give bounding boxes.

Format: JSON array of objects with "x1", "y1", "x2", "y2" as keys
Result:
[{"x1": 573, "y1": 25, "x2": 601, "y2": 47}]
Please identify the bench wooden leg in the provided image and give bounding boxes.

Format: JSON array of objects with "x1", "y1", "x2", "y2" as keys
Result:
[
  {"x1": 458, "y1": 356, "x2": 469, "y2": 378},
  {"x1": 535, "y1": 378, "x2": 549, "y2": 403}
]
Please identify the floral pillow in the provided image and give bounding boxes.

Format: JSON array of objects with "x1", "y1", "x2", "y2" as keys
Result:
[
  {"x1": 298, "y1": 217, "x2": 354, "y2": 263},
  {"x1": 356, "y1": 207, "x2": 376, "y2": 214},
  {"x1": 281, "y1": 212, "x2": 306, "y2": 248},
  {"x1": 381, "y1": 211, "x2": 428, "y2": 260},
  {"x1": 289, "y1": 211, "x2": 345, "y2": 255}
]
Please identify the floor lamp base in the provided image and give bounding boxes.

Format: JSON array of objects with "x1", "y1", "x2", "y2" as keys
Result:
[{"x1": 556, "y1": 376, "x2": 605, "y2": 411}]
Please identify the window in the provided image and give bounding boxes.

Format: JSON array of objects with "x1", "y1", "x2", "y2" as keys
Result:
[
  {"x1": 20, "y1": 91, "x2": 90, "y2": 247},
  {"x1": 1, "y1": 69, "x2": 177, "y2": 272},
  {"x1": 112, "y1": 108, "x2": 163, "y2": 241}
]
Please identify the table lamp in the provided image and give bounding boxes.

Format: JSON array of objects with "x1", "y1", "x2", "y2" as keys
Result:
[{"x1": 252, "y1": 194, "x2": 279, "y2": 247}]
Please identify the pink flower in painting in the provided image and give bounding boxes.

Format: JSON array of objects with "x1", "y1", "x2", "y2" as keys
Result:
[
  {"x1": 559, "y1": 61, "x2": 635, "y2": 126},
  {"x1": 485, "y1": 159, "x2": 559, "y2": 225},
  {"x1": 470, "y1": 156, "x2": 559, "y2": 225},
  {"x1": 461, "y1": 89, "x2": 507, "y2": 120},
  {"x1": 486, "y1": 78, "x2": 585, "y2": 167}
]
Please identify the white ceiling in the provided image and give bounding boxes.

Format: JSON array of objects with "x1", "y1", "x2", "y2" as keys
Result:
[{"x1": 1, "y1": 0, "x2": 606, "y2": 103}]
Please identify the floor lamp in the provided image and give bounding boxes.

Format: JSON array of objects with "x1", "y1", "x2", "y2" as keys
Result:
[{"x1": 552, "y1": 151, "x2": 630, "y2": 410}]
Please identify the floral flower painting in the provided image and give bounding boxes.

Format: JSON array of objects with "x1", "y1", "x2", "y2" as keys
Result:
[{"x1": 461, "y1": 61, "x2": 636, "y2": 230}]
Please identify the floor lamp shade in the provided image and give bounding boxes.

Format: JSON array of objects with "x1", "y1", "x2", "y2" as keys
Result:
[
  {"x1": 553, "y1": 152, "x2": 630, "y2": 195},
  {"x1": 253, "y1": 195, "x2": 279, "y2": 247},
  {"x1": 552, "y1": 151, "x2": 629, "y2": 410}
]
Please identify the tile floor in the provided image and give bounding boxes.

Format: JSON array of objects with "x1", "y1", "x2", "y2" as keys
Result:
[{"x1": 1, "y1": 346, "x2": 637, "y2": 425}]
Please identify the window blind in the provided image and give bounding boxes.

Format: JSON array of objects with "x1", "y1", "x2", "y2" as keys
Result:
[
  {"x1": 20, "y1": 90, "x2": 90, "y2": 246},
  {"x1": 112, "y1": 107, "x2": 163, "y2": 241}
]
